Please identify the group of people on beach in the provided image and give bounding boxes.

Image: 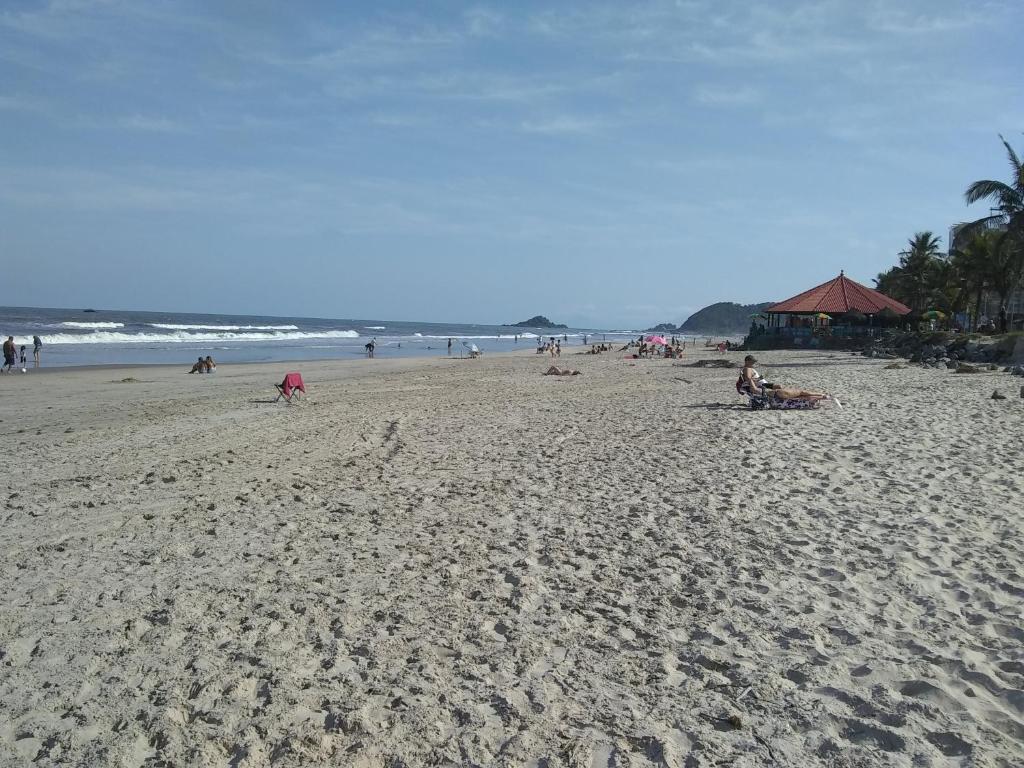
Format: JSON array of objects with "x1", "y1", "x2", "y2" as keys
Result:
[
  {"x1": 619, "y1": 338, "x2": 686, "y2": 359},
  {"x1": 187, "y1": 356, "x2": 217, "y2": 374},
  {"x1": 537, "y1": 339, "x2": 562, "y2": 357},
  {"x1": 2, "y1": 335, "x2": 42, "y2": 372}
]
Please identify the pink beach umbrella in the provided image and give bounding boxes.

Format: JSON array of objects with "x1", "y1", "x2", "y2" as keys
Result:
[{"x1": 645, "y1": 335, "x2": 669, "y2": 345}]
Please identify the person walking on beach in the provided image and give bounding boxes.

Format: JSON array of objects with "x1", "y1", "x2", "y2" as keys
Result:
[
  {"x1": 555, "y1": 340, "x2": 561, "y2": 357},
  {"x1": 32, "y1": 335, "x2": 41, "y2": 367},
  {"x1": 448, "y1": 338, "x2": 452, "y2": 355},
  {"x1": 2, "y1": 336, "x2": 16, "y2": 373},
  {"x1": 365, "y1": 339, "x2": 376, "y2": 358}
]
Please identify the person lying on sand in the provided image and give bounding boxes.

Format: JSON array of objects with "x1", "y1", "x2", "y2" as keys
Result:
[
  {"x1": 544, "y1": 366, "x2": 581, "y2": 376},
  {"x1": 740, "y1": 355, "x2": 828, "y2": 402},
  {"x1": 769, "y1": 386, "x2": 828, "y2": 402}
]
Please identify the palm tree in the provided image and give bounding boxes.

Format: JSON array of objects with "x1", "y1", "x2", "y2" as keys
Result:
[
  {"x1": 949, "y1": 231, "x2": 997, "y2": 326},
  {"x1": 896, "y1": 231, "x2": 943, "y2": 311},
  {"x1": 928, "y1": 257, "x2": 963, "y2": 316},
  {"x1": 960, "y1": 134, "x2": 1024, "y2": 247},
  {"x1": 874, "y1": 266, "x2": 903, "y2": 300},
  {"x1": 957, "y1": 135, "x2": 1024, "y2": 320}
]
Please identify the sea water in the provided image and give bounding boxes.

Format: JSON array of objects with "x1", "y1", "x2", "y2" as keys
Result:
[{"x1": 0, "y1": 306, "x2": 652, "y2": 368}]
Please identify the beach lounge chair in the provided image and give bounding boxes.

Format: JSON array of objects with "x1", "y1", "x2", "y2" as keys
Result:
[
  {"x1": 274, "y1": 372, "x2": 305, "y2": 403},
  {"x1": 736, "y1": 379, "x2": 821, "y2": 410}
]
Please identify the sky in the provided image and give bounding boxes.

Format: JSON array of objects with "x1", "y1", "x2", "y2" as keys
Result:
[{"x1": 1, "y1": 0, "x2": 1021, "y2": 328}]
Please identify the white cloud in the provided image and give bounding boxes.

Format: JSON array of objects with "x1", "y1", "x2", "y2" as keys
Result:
[
  {"x1": 866, "y1": 3, "x2": 990, "y2": 35},
  {"x1": 366, "y1": 113, "x2": 427, "y2": 128},
  {"x1": 0, "y1": 94, "x2": 45, "y2": 111},
  {"x1": 694, "y1": 84, "x2": 763, "y2": 106},
  {"x1": 520, "y1": 116, "x2": 602, "y2": 135},
  {"x1": 118, "y1": 114, "x2": 189, "y2": 133},
  {"x1": 464, "y1": 6, "x2": 503, "y2": 37}
]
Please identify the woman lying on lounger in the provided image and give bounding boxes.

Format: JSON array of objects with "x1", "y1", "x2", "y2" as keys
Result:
[
  {"x1": 544, "y1": 366, "x2": 581, "y2": 376},
  {"x1": 740, "y1": 355, "x2": 828, "y2": 402}
]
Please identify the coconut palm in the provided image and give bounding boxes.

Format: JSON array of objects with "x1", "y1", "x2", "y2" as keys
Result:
[
  {"x1": 961, "y1": 134, "x2": 1024, "y2": 246},
  {"x1": 955, "y1": 136, "x2": 1024, "y2": 318},
  {"x1": 874, "y1": 266, "x2": 902, "y2": 300},
  {"x1": 944, "y1": 229, "x2": 1021, "y2": 328},
  {"x1": 928, "y1": 257, "x2": 963, "y2": 316},
  {"x1": 896, "y1": 231, "x2": 943, "y2": 311}
]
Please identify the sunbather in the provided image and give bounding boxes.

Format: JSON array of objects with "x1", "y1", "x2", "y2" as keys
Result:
[
  {"x1": 544, "y1": 366, "x2": 580, "y2": 376},
  {"x1": 740, "y1": 355, "x2": 828, "y2": 402}
]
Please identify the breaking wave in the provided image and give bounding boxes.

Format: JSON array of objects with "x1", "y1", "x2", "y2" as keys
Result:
[
  {"x1": 418, "y1": 333, "x2": 539, "y2": 340},
  {"x1": 59, "y1": 321, "x2": 124, "y2": 329},
  {"x1": 31, "y1": 329, "x2": 360, "y2": 345},
  {"x1": 149, "y1": 323, "x2": 300, "y2": 331}
]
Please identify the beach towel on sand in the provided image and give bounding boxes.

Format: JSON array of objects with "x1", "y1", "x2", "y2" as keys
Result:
[{"x1": 278, "y1": 372, "x2": 305, "y2": 399}]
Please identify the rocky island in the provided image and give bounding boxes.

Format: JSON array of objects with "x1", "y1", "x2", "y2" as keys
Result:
[
  {"x1": 509, "y1": 315, "x2": 567, "y2": 329},
  {"x1": 645, "y1": 322, "x2": 679, "y2": 333},
  {"x1": 680, "y1": 302, "x2": 772, "y2": 334},
  {"x1": 647, "y1": 302, "x2": 774, "y2": 335}
]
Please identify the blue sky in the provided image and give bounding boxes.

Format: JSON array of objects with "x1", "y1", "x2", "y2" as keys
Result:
[{"x1": 1, "y1": 0, "x2": 1021, "y2": 328}]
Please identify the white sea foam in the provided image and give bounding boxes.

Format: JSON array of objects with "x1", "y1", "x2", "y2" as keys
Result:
[
  {"x1": 149, "y1": 323, "x2": 300, "y2": 331},
  {"x1": 417, "y1": 333, "x2": 539, "y2": 340},
  {"x1": 365, "y1": 326, "x2": 386, "y2": 330},
  {"x1": 30, "y1": 329, "x2": 359, "y2": 345},
  {"x1": 59, "y1": 321, "x2": 125, "y2": 329}
]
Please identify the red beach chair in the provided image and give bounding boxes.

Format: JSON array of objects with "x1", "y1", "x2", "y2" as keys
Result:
[{"x1": 274, "y1": 372, "x2": 305, "y2": 402}]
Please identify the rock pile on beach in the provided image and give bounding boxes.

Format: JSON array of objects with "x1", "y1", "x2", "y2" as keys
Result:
[{"x1": 864, "y1": 331, "x2": 1019, "y2": 371}]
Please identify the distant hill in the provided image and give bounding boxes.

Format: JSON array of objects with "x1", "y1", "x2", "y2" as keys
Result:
[
  {"x1": 510, "y1": 315, "x2": 567, "y2": 329},
  {"x1": 678, "y1": 302, "x2": 774, "y2": 334}
]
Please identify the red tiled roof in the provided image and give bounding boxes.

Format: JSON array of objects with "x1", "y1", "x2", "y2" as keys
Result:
[{"x1": 768, "y1": 272, "x2": 911, "y2": 315}]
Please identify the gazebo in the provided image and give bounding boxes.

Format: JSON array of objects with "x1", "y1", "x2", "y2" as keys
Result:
[{"x1": 763, "y1": 271, "x2": 911, "y2": 338}]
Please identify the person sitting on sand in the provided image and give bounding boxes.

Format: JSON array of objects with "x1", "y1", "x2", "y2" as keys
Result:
[
  {"x1": 739, "y1": 355, "x2": 828, "y2": 402},
  {"x1": 544, "y1": 366, "x2": 581, "y2": 376},
  {"x1": 203, "y1": 356, "x2": 216, "y2": 373},
  {"x1": 188, "y1": 356, "x2": 206, "y2": 374}
]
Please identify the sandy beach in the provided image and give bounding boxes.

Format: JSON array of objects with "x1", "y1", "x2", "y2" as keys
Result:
[{"x1": 0, "y1": 349, "x2": 1021, "y2": 767}]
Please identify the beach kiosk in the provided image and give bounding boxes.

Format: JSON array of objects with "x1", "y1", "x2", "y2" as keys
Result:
[{"x1": 762, "y1": 271, "x2": 911, "y2": 343}]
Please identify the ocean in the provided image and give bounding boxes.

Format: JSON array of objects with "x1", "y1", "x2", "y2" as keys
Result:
[{"x1": 0, "y1": 306, "x2": 652, "y2": 368}]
